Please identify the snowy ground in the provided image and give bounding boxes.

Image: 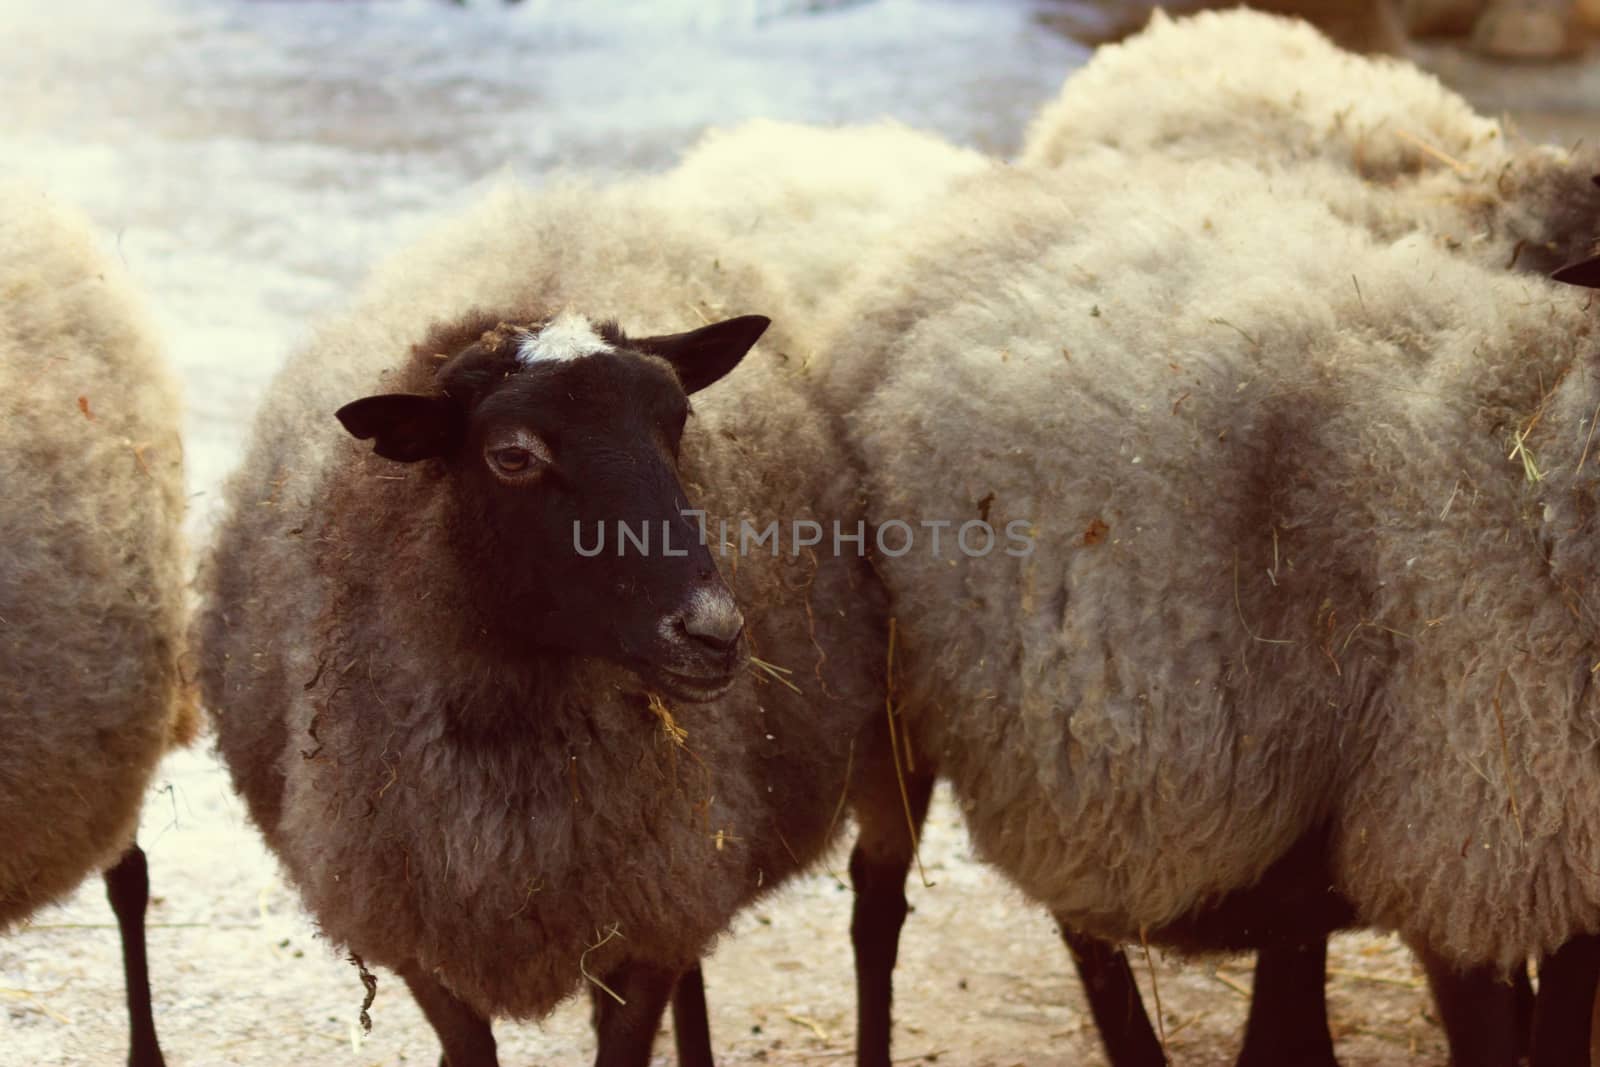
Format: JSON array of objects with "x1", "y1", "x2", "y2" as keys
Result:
[{"x1": 1, "y1": 1, "x2": 1596, "y2": 1064}]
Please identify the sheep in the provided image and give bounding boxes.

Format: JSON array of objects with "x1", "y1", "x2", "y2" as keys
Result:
[
  {"x1": 648, "y1": 116, "x2": 1507, "y2": 1067},
  {"x1": 809, "y1": 148, "x2": 1600, "y2": 1067},
  {"x1": 0, "y1": 181, "x2": 193, "y2": 1067},
  {"x1": 1020, "y1": 9, "x2": 1600, "y2": 279},
  {"x1": 194, "y1": 178, "x2": 888, "y2": 1067},
  {"x1": 641, "y1": 119, "x2": 1193, "y2": 1066},
  {"x1": 649, "y1": 120, "x2": 987, "y2": 325},
  {"x1": 648, "y1": 116, "x2": 1459, "y2": 1067}
]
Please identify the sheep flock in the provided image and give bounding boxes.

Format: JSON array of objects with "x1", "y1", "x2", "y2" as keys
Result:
[{"x1": 6, "y1": 8, "x2": 1600, "y2": 1067}]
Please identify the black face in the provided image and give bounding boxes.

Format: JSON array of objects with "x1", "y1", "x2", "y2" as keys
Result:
[{"x1": 336, "y1": 313, "x2": 770, "y2": 702}]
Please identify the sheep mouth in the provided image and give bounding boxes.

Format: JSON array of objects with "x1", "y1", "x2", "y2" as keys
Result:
[{"x1": 638, "y1": 663, "x2": 742, "y2": 704}]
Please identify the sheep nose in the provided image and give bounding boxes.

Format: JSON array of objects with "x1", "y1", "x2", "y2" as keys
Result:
[{"x1": 677, "y1": 588, "x2": 745, "y2": 651}]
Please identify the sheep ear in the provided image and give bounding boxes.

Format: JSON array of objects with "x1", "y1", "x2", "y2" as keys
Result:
[
  {"x1": 335, "y1": 394, "x2": 462, "y2": 462},
  {"x1": 632, "y1": 315, "x2": 770, "y2": 395},
  {"x1": 1554, "y1": 254, "x2": 1600, "y2": 290}
]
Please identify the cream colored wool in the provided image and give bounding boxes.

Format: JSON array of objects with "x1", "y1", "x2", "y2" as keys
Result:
[
  {"x1": 814, "y1": 153, "x2": 1600, "y2": 972},
  {"x1": 1021, "y1": 10, "x2": 1599, "y2": 275},
  {"x1": 0, "y1": 183, "x2": 192, "y2": 930},
  {"x1": 650, "y1": 119, "x2": 987, "y2": 325},
  {"x1": 197, "y1": 180, "x2": 885, "y2": 1019}
]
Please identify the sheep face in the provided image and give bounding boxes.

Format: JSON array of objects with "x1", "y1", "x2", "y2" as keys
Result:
[{"x1": 335, "y1": 313, "x2": 769, "y2": 702}]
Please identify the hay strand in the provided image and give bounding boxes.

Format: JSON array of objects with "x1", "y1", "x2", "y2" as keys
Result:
[
  {"x1": 580, "y1": 924, "x2": 627, "y2": 1005},
  {"x1": 1137, "y1": 928, "x2": 1169, "y2": 1060},
  {"x1": 884, "y1": 618, "x2": 932, "y2": 888},
  {"x1": 1393, "y1": 128, "x2": 1471, "y2": 176},
  {"x1": 750, "y1": 656, "x2": 803, "y2": 695},
  {"x1": 646, "y1": 693, "x2": 689, "y2": 747}
]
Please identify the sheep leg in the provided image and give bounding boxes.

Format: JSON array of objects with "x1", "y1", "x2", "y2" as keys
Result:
[
  {"x1": 591, "y1": 960, "x2": 680, "y2": 1067},
  {"x1": 1531, "y1": 933, "x2": 1600, "y2": 1066},
  {"x1": 104, "y1": 842, "x2": 166, "y2": 1067},
  {"x1": 1056, "y1": 924, "x2": 1165, "y2": 1066},
  {"x1": 401, "y1": 966, "x2": 497, "y2": 1067},
  {"x1": 1591, "y1": 966, "x2": 1600, "y2": 1067},
  {"x1": 670, "y1": 962, "x2": 714, "y2": 1067},
  {"x1": 1515, "y1": 963, "x2": 1535, "y2": 1060},
  {"x1": 849, "y1": 758, "x2": 937, "y2": 1067},
  {"x1": 1233, "y1": 941, "x2": 1336, "y2": 1067},
  {"x1": 1417, "y1": 949, "x2": 1520, "y2": 1067}
]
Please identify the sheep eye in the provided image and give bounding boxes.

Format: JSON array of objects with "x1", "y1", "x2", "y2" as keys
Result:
[
  {"x1": 493, "y1": 448, "x2": 532, "y2": 473},
  {"x1": 482, "y1": 428, "x2": 551, "y2": 481}
]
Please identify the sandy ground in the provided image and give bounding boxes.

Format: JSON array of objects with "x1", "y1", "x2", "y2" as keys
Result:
[
  {"x1": 4, "y1": 768, "x2": 1456, "y2": 1067},
  {"x1": 3, "y1": 2, "x2": 1600, "y2": 1065}
]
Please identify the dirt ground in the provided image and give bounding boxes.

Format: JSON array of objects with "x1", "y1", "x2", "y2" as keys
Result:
[
  {"x1": 4, "y1": 5, "x2": 1600, "y2": 1067},
  {"x1": 4, "y1": 764, "x2": 1458, "y2": 1067}
]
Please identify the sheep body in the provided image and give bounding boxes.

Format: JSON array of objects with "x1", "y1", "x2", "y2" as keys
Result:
[
  {"x1": 0, "y1": 182, "x2": 191, "y2": 929},
  {"x1": 1021, "y1": 9, "x2": 1600, "y2": 276},
  {"x1": 197, "y1": 180, "x2": 884, "y2": 1019},
  {"x1": 817, "y1": 153, "x2": 1600, "y2": 972},
  {"x1": 651, "y1": 120, "x2": 986, "y2": 323}
]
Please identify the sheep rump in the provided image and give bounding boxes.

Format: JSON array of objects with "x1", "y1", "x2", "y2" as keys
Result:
[
  {"x1": 0, "y1": 181, "x2": 191, "y2": 930},
  {"x1": 196, "y1": 180, "x2": 885, "y2": 1019},
  {"x1": 816, "y1": 151, "x2": 1600, "y2": 972}
]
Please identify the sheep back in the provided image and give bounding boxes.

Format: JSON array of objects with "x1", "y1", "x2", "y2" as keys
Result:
[
  {"x1": 1020, "y1": 9, "x2": 1600, "y2": 276},
  {"x1": 650, "y1": 120, "x2": 986, "y2": 326}
]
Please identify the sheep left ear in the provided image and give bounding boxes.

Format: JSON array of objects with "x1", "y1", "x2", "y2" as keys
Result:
[
  {"x1": 633, "y1": 315, "x2": 770, "y2": 394},
  {"x1": 1554, "y1": 255, "x2": 1600, "y2": 290},
  {"x1": 335, "y1": 394, "x2": 463, "y2": 462}
]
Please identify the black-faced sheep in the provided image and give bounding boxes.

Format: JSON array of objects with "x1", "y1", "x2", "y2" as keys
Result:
[
  {"x1": 195, "y1": 180, "x2": 887, "y2": 1067},
  {"x1": 0, "y1": 182, "x2": 193, "y2": 1067},
  {"x1": 811, "y1": 150, "x2": 1600, "y2": 1067},
  {"x1": 1021, "y1": 9, "x2": 1600, "y2": 280}
]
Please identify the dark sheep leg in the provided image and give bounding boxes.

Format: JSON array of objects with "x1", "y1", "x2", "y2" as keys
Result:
[
  {"x1": 1590, "y1": 968, "x2": 1600, "y2": 1067},
  {"x1": 1418, "y1": 948, "x2": 1521, "y2": 1067},
  {"x1": 402, "y1": 966, "x2": 498, "y2": 1067},
  {"x1": 671, "y1": 962, "x2": 714, "y2": 1067},
  {"x1": 1515, "y1": 964, "x2": 1535, "y2": 1061},
  {"x1": 1234, "y1": 942, "x2": 1337, "y2": 1067},
  {"x1": 1531, "y1": 934, "x2": 1600, "y2": 1067},
  {"x1": 104, "y1": 842, "x2": 166, "y2": 1067},
  {"x1": 849, "y1": 758, "x2": 936, "y2": 1067},
  {"x1": 1056, "y1": 923, "x2": 1165, "y2": 1066},
  {"x1": 592, "y1": 960, "x2": 680, "y2": 1067}
]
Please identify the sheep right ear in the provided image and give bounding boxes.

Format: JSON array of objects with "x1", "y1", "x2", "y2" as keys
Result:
[
  {"x1": 1554, "y1": 254, "x2": 1600, "y2": 290},
  {"x1": 335, "y1": 394, "x2": 463, "y2": 462}
]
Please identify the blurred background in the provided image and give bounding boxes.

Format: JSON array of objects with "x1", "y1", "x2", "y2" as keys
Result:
[{"x1": 1, "y1": 2, "x2": 1596, "y2": 1064}]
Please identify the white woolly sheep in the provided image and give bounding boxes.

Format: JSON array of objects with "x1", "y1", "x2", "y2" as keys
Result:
[
  {"x1": 812, "y1": 149, "x2": 1600, "y2": 1067},
  {"x1": 650, "y1": 119, "x2": 986, "y2": 324},
  {"x1": 195, "y1": 179, "x2": 886, "y2": 1067},
  {"x1": 0, "y1": 182, "x2": 193, "y2": 1067},
  {"x1": 1021, "y1": 9, "x2": 1600, "y2": 279},
  {"x1": 646, "y1": 119, "x2": 1193, "y2": 1067}
]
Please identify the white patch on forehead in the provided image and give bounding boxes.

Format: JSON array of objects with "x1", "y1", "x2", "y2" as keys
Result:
[{"x1": 516, "y1": 311, "x2": 613, "y2": 366}]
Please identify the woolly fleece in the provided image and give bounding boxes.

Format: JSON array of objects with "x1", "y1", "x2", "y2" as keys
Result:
[
  {"x1": 1021, "y1": 9, "x2": 1600, "y2": 276},
  {"x1": 816, "y1": 153, "x2": 1600, "y2": 972},
  {"x1": 196, "y1": 180, "x2": 886, "y2": 1019},
  {"x1": 649, "y1": 120, "x2": 987, "y2": 325},
  {"x1": 0, "y1": 182, "x2": 191, "y2": 930}
]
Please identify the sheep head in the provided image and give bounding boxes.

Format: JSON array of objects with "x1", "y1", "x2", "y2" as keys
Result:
[{"x1": 335, "y1": 311, "x2": 769, "y2": 702}]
